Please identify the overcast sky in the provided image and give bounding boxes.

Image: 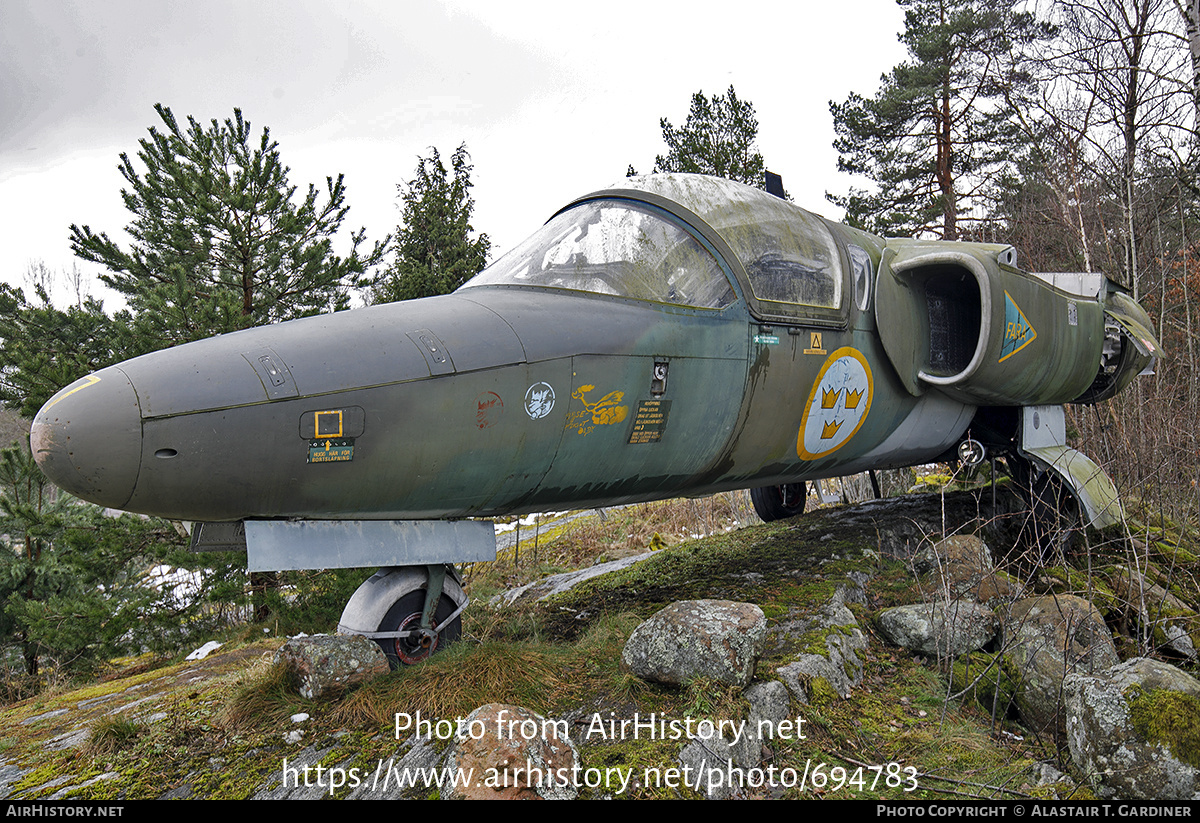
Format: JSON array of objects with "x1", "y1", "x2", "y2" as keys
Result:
[{"x1": 0, "y1": 0, "x2": 908, "y2": 309}]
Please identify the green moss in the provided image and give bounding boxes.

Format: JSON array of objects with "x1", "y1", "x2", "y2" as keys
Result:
[
  {"x1": 807, "y1": 676, "x2": 840, "y2": 707},
  {"x1": 1038, "y1": 566, "x2": 1118, "y2": 612},
  {"x1": 1165, "y1": 545, "x2": 1199, "y2": 565},
  {"x1": 912, "y1": 473, "x2": 954, "y2": 491},
  {"x1": 951, "y1": 653, "x2": 1018, "y2": 717},
  {"x1": 537, "y1": 514, "x2": 878, "y2": 641},
  {"x1": 790, "y1": 624, "x2": 858, "y2": 660},
  {"x1": 1126, "y1": 686, "x2": 1200, "y2": 768},
  {"x1": 579, "y1": 736, "x2": 703, "y2": 799}
]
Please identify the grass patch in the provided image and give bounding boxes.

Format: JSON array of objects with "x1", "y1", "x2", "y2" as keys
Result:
[
  {"x1": 219, "y1": 657, "x2": 312, "y2": 730},
  {"x1": 332, "y1": 640, "x2": 580, "y2": 728},
  {"x1": 83, "y1": 716, "x2": 142, "y2": 756}
]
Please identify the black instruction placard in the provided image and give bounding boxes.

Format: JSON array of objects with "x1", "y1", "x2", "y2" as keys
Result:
[{"x1": 628, "y1": 399, "x2": 671, "y2": 444}]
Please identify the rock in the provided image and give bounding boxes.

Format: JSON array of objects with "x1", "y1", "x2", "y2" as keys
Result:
[
  {"x1": 740, "y1": 680, "x2": 793, "y2": 764},
  {"x1": 877, "y1": 600, "x2": 997, "y2": 657},
  {"x1": 621, "y1": 600, "x2": 767, "y2": 688},
  {"x1": 676, "y1": 678, "x2": 795, "y2": 799},
  {"x1": 443, "y1": 704, "x2": 579, "y2": 800},
  {"x1": 1000, "y1": 595, "x2": 1119, "y2": 737},
  {"x1": 1063, "y1": 657, "x2": 1200, "y2": 799},
  {"x1": 273, "y1": 634, "x2": 389, "y2": 699},
  {"x1": 1110, "y1": 565, "x2": 1198, "y2": 660},
  {"x1": 677, "y1": 721, "x2": 738, "y2": 799},
  {"x1": 775, "y1": 588, "x2": 867, "y2": 702},
  {"x1": 347, "y1": 734, "x2": 445, "y2": 799},
  {"x1": 253, "y1": 744, "x2": 338, "y2": 800},
  {"x1": 914, "y1": 534, "x2": 1018, "y2": 604},
  {"x1": 493, "y1": 552, "x2": 656, "y2": 607}
]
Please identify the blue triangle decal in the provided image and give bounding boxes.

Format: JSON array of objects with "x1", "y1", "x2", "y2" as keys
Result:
[{"x1": 999, "y1": 291, "x2": 1036, "y2": 363}]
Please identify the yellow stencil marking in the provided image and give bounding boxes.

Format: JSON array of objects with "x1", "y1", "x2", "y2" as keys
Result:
[
  {"x1": 43, "y1": 374, "x2": 101, "y2": 411},
  {"x1": 568, "y1": 384, "x2": 629, "y2": 435},
  {"x1": 314, "y1": 410, "x2": 344, "y2": 438}
]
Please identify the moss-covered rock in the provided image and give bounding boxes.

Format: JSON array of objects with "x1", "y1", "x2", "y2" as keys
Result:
[
  {"x1": 620, "y1": 600, "x2": 766, "y2": 688},
  {"x1": 1063, "y1": 657, "x2": 1200, "y2": 799},
  {"x1": 1000, "y1": 595, "x2": 1119, "y2": 740},
  {"x1": 877, "y1": 600, "x2": 997, "y2": 658}
]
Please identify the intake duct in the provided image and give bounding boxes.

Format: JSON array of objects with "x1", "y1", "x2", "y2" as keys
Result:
[
  {"x1": 875, "y1": 242, "x2": 1130, "y2": 407},
  {"x1": 923, "y1": 267, "x2": 982, "y2": 378}
]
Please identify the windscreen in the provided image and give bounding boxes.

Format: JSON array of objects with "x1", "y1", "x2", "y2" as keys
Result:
[{"x1": 461, "y1": 200, "x2": 736, "y2": 309}]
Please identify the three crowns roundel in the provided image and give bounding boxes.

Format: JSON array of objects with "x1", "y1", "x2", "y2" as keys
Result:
[{"x1": 797, "y1": 347, "x2": 874, "y2": 460}]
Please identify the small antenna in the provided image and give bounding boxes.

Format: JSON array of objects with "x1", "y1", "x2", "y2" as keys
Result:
[{"x1": 765, "y1": 171, "x2": 786, "y2": 199}]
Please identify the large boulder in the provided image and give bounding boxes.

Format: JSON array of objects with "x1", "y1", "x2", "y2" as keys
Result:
[
  {"x1": 1063, "y1": 657, "x2": 1200, "y2": 799},
  {"x1": 877, "y1": 600, "x2": 997, "y2": 658},
  {"x1": 1000, "y1": 595, "x2": 1120, "y2": 737},
  {"x1": 913, "y1": 535, "x2": 1016, "y2": 603},
  {"x1": 621, "y1": 600, "x2": 767, "y2": 688}
]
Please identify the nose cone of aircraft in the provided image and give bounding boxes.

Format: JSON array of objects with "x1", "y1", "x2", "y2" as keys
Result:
[{"x1": 30, "y1": 367, "x2": 143, "y2": 509}]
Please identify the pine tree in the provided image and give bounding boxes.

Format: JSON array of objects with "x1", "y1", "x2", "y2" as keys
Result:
[
  {"x1": 644, "y1": 86, "x2": 766, "y2": 187},
  {"x1": 373, "y1": 144, "x2": 490, "y2": 303},
  {"x1": 69, "y1": 104, "x2": 388, "y2": 349},
  {"x1": 0, "y1": 283, "x2": 135, "y2": 416},
  {"x1": 828, "y1": 0, "x2": 1053, "y2": 240},
  {"x1": 0, "y1": 440, "x2": 193, "y2": 676}
]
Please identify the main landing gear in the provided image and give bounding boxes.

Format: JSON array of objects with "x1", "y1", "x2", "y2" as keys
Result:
[
  {"x1": 339, "y1": 564, "x2": 468, "y2": 667},
  {"x1": 1004, "y1": 454, "x2": 1081, "y2": 566}
]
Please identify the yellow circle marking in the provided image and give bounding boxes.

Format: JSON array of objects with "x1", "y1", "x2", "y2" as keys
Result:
[{"x1": 797, "y1": 347, "x2": 874, "y2": 460}]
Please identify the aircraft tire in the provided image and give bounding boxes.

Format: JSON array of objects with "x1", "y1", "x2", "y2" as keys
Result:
[
  {"x1": 376, "y1": 589, "x2": 463, "y2": 668},
  {"x1": 750, "y1": 482, "x2": 807, "y2": 522}
]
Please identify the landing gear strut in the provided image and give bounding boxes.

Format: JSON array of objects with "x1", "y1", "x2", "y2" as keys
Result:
[{"x1": 1005, "y1": 455, "x2": 1081, "y2": 565}]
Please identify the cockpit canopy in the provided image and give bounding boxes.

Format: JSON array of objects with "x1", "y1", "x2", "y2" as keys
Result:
[
  {"x1": 462, "y1": 174, "x2": 846, "y2": 319},
  {"x1": 462, "y1": 198, "x2": 737, "y2": 309}
]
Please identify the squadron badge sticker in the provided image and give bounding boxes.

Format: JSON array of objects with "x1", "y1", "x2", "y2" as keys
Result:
[
  {"x1": 999, "y1": 291, "x2": 1037, "y2": 363},
  {"x1": 797, "y1": 347, "x2": 873, "y2": 460},
  {"x1": 524, "y1": 382, "x2": 556, "y2": 419}
]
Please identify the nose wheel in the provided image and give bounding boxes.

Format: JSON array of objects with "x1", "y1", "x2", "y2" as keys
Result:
[
  {"x1": 750, "y1": 482, "x2": 807, "y2": 522},
  {"x1": 377, "y1": 588, "x2": 462, "y2": 666}
]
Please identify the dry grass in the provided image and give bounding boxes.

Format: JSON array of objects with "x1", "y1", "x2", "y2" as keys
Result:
[
  {"x1": 332, "y1": 642, "x2": 576, "y2": 728},
  {"x1": 463, "y1": 492, "x2": 759, "y2": 596},
  {"x1": 82, "y1": 716, "x2": 142, "y2": 757},
  {"x1": 217, "y1": 657, "x2": 310, "y2": 730}
]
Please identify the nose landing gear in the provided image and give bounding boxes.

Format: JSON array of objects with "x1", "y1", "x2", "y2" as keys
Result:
[{"x1": 750, "y1": 482, "x2": 807, "y2": 522}]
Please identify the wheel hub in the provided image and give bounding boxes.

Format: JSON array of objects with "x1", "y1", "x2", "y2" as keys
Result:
[{"x1": 395, "y1": 611, "x2": 440, "y2": 665}]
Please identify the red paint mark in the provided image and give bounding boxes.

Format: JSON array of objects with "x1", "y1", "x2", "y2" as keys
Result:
[{"x1": 475, "y1": 391, "x2": 503, "y2": 428}]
